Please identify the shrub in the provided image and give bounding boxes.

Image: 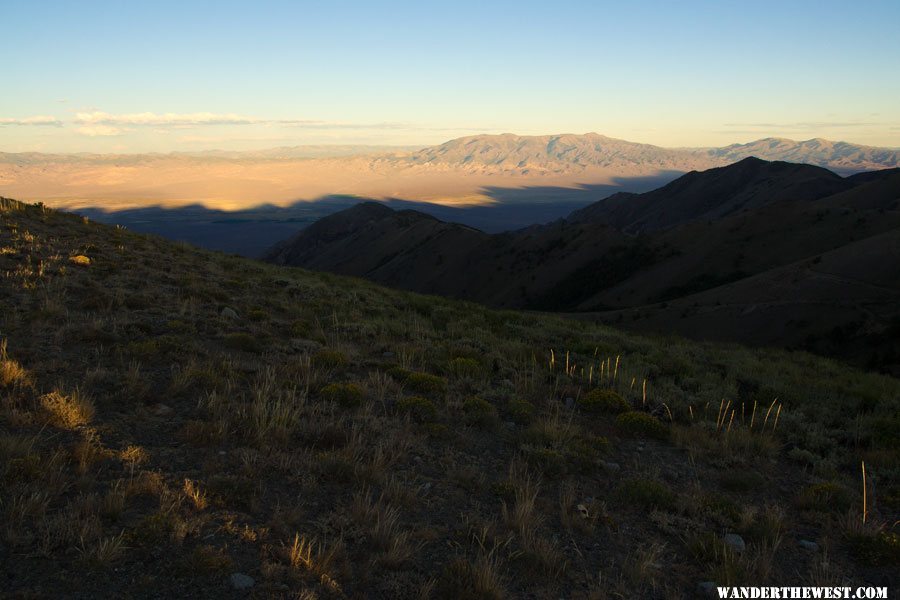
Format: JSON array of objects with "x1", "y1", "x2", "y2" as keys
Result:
[
  {"x1": 703, "y1": 493, "x2": 741, "y2": 524},
  {"x1": 165, "y1": 319, "x2": 191, "y2": 333},
  {"x1": 615, "y1": 411, "x2": 667, "y2": 439},
  {"x1": 462, "y1": 396, "x2": 498, "y2": 428},
  {"x1": 311, "y1": 349, "x2": 348, "y2": 369},
  {"x1": 578, "y1": 389, "x2": 630, "y2": 414},
  {"x1": 320, "y1": 382, "x2": 365, "y2": 408},
  {"x1": 247, "y1": 308, "x2": 267, "y2": 322},
  {"x1": 385, "y1": 366, "x2": 411, "y2": 381},
  {"x1": 223, "y1": 333, "x2": 262, "y2": 353},
  {"x1": 405, "y1": 372, "x2": 447, "y2": 395},
  {"x1": 796, "y1": 482, "x2": 854, "y2": 513},
  {"x1": 846, "y1": 530, "x2": 900, "y2": 566},
  {"x1": 507, "y1": 398, "x2": 535, "y2": 424},
  {"x1": 719, "y1": 471, "x2": 765, "y2": 493},
  {"x1": 396, "y1": 396, "x2": 436, "y2": 422},
  {"x1": 567, "y1": 435, "x2": 610, "y2": 472},
  {"x1": 869, "y1": 414, "x2": 900, "y2": 449},
  {"x1": 290, "y1": 320, "x2": 309, "y2": 337},
  {"x1": 521, "y1": 445, "x2": 567, "y2": 478},
  {"x1": 449, "y1": 357, "x2": 482, "y2": 378},
  {"x1": 617, "y1": 479, "x2": 676, "y2": 511}
]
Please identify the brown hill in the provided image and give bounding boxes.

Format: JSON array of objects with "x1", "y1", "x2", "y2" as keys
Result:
[
  {"x1": 264, "y1": 161, "x2": 900, "y2": 371},
  {"x1": 568, "y1": 157, "x2": 854, "y2": 232}
]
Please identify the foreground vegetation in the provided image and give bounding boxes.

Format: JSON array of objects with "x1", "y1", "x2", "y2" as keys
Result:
[{"x1": 1, "y1": 196, "x2": 897, "y2": 598}]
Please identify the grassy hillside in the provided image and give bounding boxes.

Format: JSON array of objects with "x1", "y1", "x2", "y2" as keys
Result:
[
  {"x1": 1, "y1": 196, "x2": 898, "y2": 598},
  {"x1": 266, "y1": 164, "x2": 900, "y2": 373}
]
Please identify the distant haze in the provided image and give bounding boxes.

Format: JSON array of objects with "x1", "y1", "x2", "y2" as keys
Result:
[{"x1": 0, "y1": 133, "x2": 897, "y2": 212}]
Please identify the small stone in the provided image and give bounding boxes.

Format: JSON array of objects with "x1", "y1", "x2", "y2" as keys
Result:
[
  {"x1": 290, "y1": 338, "x2": 321, "y2": 353},
  {"x1": 504, "y1": 421, "x2": 516, "y2": 430},
  {"x1": 220, "y1": 307, "x2": 239, "y2": 320},
  {"x1": 151, "y1": 403, "x2": 173, "y2": 417},
  {"x1": 724, "y1": 533, "x2": 746, "y2": 553},
  {"x1": 564, "y1": 397, "x2": 575, "y2": 409},
  {"x1": 230, "y1": 573, "x2": 254, "y2": 590},
  {"x1": 601, "y1": 461, "x2": 621, "y2": 473},
  {"x1": 382, "y1": 351, "x2": 396, "y2": 358},
  {"x1": 799, "y1": 540, "x2": 819, "y2": 552},
  {"x1": 413, "y1": 456, "x2": 423, "y2": 463},
  {"x1": 697, "y1": 581, "x2": 717, "y2": 596}
]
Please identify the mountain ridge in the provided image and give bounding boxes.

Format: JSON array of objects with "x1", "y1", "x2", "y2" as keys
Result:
[{"x1": 264, "y1": 159, "x2": 900, "y2": 372}]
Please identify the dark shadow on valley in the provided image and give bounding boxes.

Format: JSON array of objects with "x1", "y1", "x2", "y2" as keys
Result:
[{"x1": 77, "y1": 171, "x2": 684, "y2": 257}]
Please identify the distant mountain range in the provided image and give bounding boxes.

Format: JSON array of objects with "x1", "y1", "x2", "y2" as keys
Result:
[
  {"x1": 392, "y1": 133, "x2": 899, "y2": 175},
  {"x1": 265, "y1": 158, "x2": 900, "y2": 372},
  {"x1": 2, "y1": 133, "x2": 897, "y2": 213}
]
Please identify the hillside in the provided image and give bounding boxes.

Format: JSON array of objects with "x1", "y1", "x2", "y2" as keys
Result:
[
  {"x1": 567, "y1": 157, "x2": 853, "y2": 232},
  {"x1": 264, "y1": 161, "x2": 900, "y2": 372},
  {"x1": 2, "y1": 196, "x2": 898, "y2": 597}
]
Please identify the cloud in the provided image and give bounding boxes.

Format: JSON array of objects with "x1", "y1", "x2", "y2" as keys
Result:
[
  {"x1": 0, "y1": 115, "x2": 63, "y2": 126},
  {"x1": 75, "y1": 111, "x2": 262, "y2": 126},
  {"x1": 72, "y1": 111, "x2": 442, "y2": 131},
  {"x1": 722, "y1": 121, "x2": 876, "y2": 130},
  {"x1": 76, "y1": 125, "x2": 128, "y2": 137},
  {"x1": 277, "y1": 119, "x2": 412, "y2": 130}
]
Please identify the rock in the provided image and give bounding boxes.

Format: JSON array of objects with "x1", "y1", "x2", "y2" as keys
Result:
[
  {"x1": 220, "y1": 307, "x2": 239, "y2": 320},
  {"x1": 290, "y1": 338, "x2": 321, "y2": 353},
  {"x1": 799, "y1": 539, "x2": 819, "y2": 552},
  {"x1": 382, "y1": 351, "x2": 395, "y2": 358},
  {"x1": 724, "y1": 533, "x2": 746, "y2": 553},
  {"x1": 601, "y1": 461, "x2": 621, "y2": 473},
  {"x1": 150, "y1": 403, "x2": 173, "y2": 417},
  {"x1": 564, "y1": 397, "x2": 575, "y2": 409},
  {"x1": 504, "y1": 421, "x2": 516, "y2": 430},
  {"x1": 697, "y1": 581, "x2": 717, "y2": 596},
  {"x1": 230, "y1": 573, "x2": 254, "y2": 590}
]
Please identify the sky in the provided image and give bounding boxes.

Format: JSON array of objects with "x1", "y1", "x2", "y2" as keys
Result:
[{"x1": 1, "y1": 0, "x2": 898, "y2": 153}]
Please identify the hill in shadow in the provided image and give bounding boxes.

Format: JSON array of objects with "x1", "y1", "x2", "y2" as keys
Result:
[{"x1": 264, "y1": 160, "x2": 900, "y2": 373}]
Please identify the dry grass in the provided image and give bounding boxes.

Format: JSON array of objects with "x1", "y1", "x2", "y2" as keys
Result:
[
  {"x1": 182, "y1": 479, "x2": 208, "y2": 510},
  {"x1": 0, "y1": 339, "x2": 31, "y2": 388},
  {"x1": 40, "y1": 389, "x2": 94, "y2": 428}
]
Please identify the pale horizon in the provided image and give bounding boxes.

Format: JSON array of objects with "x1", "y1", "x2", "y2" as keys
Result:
[{"x1": 2, "y1": 130, "x2": 899, "y2": 156}]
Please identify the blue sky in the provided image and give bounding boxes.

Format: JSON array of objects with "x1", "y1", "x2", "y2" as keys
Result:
[{"x1": 2, "y1": 0, "x2": 898, "y2": 151}]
